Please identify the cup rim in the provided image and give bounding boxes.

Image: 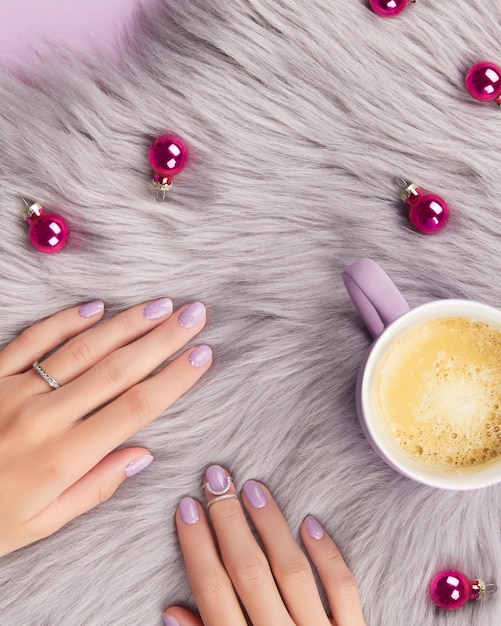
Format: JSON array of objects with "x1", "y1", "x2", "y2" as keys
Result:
[{"x1": 360, "y1": 299, "x2": 501, "y2": 490}]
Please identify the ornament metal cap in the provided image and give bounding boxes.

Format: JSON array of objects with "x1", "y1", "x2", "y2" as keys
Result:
[{"x1": 21, "y1": 198, "x2": 44, "y2": 221}]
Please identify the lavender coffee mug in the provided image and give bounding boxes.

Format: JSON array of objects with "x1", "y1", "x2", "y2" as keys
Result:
[{"x1": 343, "y1": 258, "x2": 501, "y2": 490}]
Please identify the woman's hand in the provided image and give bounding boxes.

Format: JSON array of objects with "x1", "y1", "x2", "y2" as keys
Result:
[
  {"x1": 163, "y1": 464, "x2": 366, "y2": 626},
  {"x1": 0, "y1": 298, "x2": 212, "y2": 557}
]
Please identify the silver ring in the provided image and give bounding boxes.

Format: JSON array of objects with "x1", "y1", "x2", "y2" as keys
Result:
[
  {"x1": 32, "y1": 361, "x2": 60, "y2": 389},
  {"x1": 203, "y1": 475, "x2": 233, "y2": 496},
  {"x1": 207, "y1": 494, "x2": 239, "y2": 509}
]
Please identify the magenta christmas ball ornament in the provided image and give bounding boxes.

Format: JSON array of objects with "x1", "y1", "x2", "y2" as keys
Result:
[
  {"x1": 148, "y1": 135, "x2": 188, "y2": 201},
  {"x1": 22, "y1": 200, "x2": 70, "y2": 254},
  {"x1": 430, "y1": 570, "x2": 497, "y2": 610},
  {"x1": 369, "y1": 0, "x2": 414, "y2": 18},
  {"x1": 465, "y1": 61, "x2": 501, "y2": 104},
  {"x1": 394, "y1": 178, "x2": 450, "y2": 234}
]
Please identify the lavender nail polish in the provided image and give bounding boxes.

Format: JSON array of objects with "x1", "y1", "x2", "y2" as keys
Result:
[
  {"x1": 189, "y1": 345, "x2": 213, "y2": 368},
  {"x1": 143, "y1": 297, "x2": 174, "y2": 320},
  {"x1": 243, "y1": 480, "x2": 268, "y2": 509},
  {"x1": 79, "y1": 300, "x2": 104, "y2": 318},
  {"x1": 163, "y1": 615, "x2": 180, "y2": 626},
  {"x1": 178, "y1": 302, "x2": 206, "y2": 328},
  {"x1": 124, "y1": 454, "x2": 153, "y2": 478},
  {"x1": 179, "y1": 497, "x2": 200, "y2": 524},
  {"x1": 305, "y1": 515, "x2": 324, "y2": 540},
  {"x1": 206, "y1": 465, "x2": 229, "y2": 494}
]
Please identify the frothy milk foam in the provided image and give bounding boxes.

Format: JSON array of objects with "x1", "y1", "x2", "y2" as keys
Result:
[{"x1": 376, "y1": 317, "x2": 501, "y2": 470}]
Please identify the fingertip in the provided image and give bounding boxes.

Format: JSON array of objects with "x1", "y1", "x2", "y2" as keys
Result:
[
  {"x1": 163, "y1": 606, "x2": 203, "y2": 626},
  {"x1": 303, "y1": 515, "x2": 325, "y2": 541},
  {"x1": 178, "y1": 302, "x2": 207, "y2": 329},
  {"x1": 242, "y1": 479, "x2": 268, "y2": 509},
  {"x1": 123, "y1": 453, "x2": 154, "y2": 478},
  {"x1": 188, "y1": 344, "x2": 213, "y2": 368},
  {"x1": 178, "y1": 497, "x2": 201, "y2": 525},
  {"x1": 78, "y1": 300, "x2": 105, "y2": 319},
  {"x1": 163, "y1": 613, "x2": 180, "y2": 626}
]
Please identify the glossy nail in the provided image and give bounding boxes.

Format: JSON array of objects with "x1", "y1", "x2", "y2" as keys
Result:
[
  {"x1": 178, "y1": 302, "x2": 206, "y2": 328},
  {"x1": 189, "y1": 344, "x2": 212, "y2": 368},
  {"x1": 206, "y1": 465, "x2": 229, "y2": 494},
  {"x1": 163, "y1": 615, "x2": 180, "y2": 626},
  {"x1": 143, "y1": 297, "x2": 173, "y2": 320},
  {"x1": 243, "y1": 480, "x2": 268, "y2": 509},
  {"x1": 305, "y1": 515, "x2": 324, "y2": 540},
  {"x1": 79, "y1": 300, "x2": 104, "y2": 318},
  {"x1": 124, "y1": 454, "x2": 153, "y2": 478},
  {"x1": 179, "y1": 497, "x2": 200, "y2": 524}
]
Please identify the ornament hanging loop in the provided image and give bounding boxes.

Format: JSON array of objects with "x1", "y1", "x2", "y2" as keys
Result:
[
  {"x1": 480, "y1": 582, "x2": 498, "y2": 599},
  {"x1": 392, "y1": 177, "x2": 411, "y2": 193},
  {"x1": 21, "y1": 198, "x2": 43, "y2": 221}
]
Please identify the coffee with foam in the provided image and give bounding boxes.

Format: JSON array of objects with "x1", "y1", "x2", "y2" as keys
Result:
[{"x1": 376, "y1": 316, "x2": 501, "y2": 470}]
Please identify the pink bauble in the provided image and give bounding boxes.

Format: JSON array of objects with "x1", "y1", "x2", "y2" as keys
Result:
[
  {"x1": 369, "y1": 0, "x2": 409, "y2": 17},
  {"x1": 23, "y1": 202, "x2": 69, "y2": 254},
  {"x1": 408, "y1": 192, "x2": 450, "y2": 234},
  {"x1": 148, "y1": 135, "x2": 188, "y2": 178},
  {"x1": 465, "y1": 62, "x2": 501, "y2": 102},
  {"x1": 28, "y1": 212, "x2": 69, "y2": 254},
  {"x1": 430, "y1": 570, "x2": 471, "y2": 610}
]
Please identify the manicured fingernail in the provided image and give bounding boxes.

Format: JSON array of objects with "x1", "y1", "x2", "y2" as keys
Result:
[
  {"x1": 143, "y1": 297, "x2": 174, "y2": 320},
  {"x1": 206, "y1": 464, "x2": 229, "y2": 494},
  {"x1": 79, "y1": 300, "x2": 104, "y2": 318},
  {"x1": 243, "y1": 480, "x2": 268, "y2": 509},
  {"x1": 178, "y1": 302, "x2": 206, "y2": 328},
  {"x1": 124, "y1": 454, "x2": 153, "y2": 478},
  {"x1": 163, "y1": 615, "x2": 180, "y2": 626},
  {"x1": 305, "y1": 515, "x2": 324, "y2": 540},
  {"x1": 179, "y1": 497, "x2": 200, "y2": 524},
  {"x1": 189, "y1": 344, "x2": 212, "y2": 368}
]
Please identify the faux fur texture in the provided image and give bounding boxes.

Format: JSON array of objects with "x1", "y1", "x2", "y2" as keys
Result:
[{"x1": 0, "y1": 1, "x2": 500, "y2": 624}]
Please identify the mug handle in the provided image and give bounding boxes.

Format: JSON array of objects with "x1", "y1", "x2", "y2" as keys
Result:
[{"x1": 343, "y1": 258, "x2": 410, "y2": 339}]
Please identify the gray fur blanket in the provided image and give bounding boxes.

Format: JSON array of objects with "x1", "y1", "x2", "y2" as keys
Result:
[{"x1": 0, "y1": 1, "x2": 500, "y2": 624}]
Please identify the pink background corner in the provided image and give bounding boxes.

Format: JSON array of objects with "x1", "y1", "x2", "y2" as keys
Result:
[{"x1": 0, "y1": 0, "x2": 156, "y2": 63}]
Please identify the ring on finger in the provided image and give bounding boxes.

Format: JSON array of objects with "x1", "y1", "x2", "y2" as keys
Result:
[
  {"x1": 203, "y1": 474, "x2": 234, "y2": 496},
  {"x1": 207, "y1": 493, "x2": 240, "y2": 508},
  {"x1": 32, "y1": 360, "x2": 61, "y2": 390}
]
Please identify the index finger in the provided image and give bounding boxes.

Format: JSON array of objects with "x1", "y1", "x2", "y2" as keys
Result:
[
  {"x1": 174, "y1": 497, "x2": 247, "y2": 626},
  {"x1": 0, "y1": 300, "x2": 104, "y2": 377}
]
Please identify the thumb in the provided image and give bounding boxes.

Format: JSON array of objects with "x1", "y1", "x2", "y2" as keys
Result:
[{"x1": 28, "y1": 448, "x2": 153, "y2": 540}]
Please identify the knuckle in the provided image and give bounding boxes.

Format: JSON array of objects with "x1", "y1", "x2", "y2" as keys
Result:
[
  {"x1": 123, "y1": 386, "x2": 153, "y2": 423},
  {"x1": 193, "y1": 573, "x2": 230, "y2": 606},
  {"x1": 335, "y1": 573, "x2": 360, "y2": 599},
  {"x1": 17, "y1": 325, "x2": 42, "y2": 351},
  {"x1": 323, "y1": 544, "x2": 345, "y2": 567},
  {"x1": 118, "y1": 309, "x2": 141, "y2": 334},
  {"x1": 95, "y1": 480, "x2": 119, "y2": 506},
  {"x1": 66, "y1": 336, "x2": 97, "y2": 367},
  {"x1": 213, "y1": 504, "x2": 241, "y2": 523},
  {"x1": 275, "y1": 557, "x2": 312, "y2": 588},
  {"x1": 228, "y1": 554, "x2": 269, "y2": 588},
  {"x1": 105, "y1": 357, "x2": 135, "y2": 388},
  {"x1": 152, "y1": 322, "x2": 174, "y2": 345}
]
